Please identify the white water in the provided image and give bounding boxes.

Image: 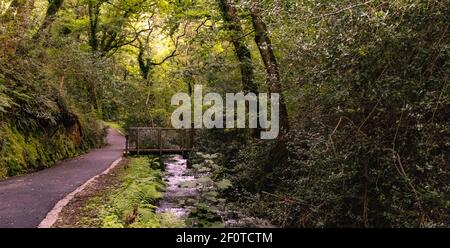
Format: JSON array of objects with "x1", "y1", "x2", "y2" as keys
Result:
[
  {"x1": 156, "y1": 155, "x2": 197, "y2": 218},
  {"x1": 156, "y1": 154, "x2": 273, "y2": 227}
]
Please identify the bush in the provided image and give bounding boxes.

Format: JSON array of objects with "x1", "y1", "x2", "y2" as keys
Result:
[{"x1": 123, "y1": 108, "x2": 171, "y2": 129}]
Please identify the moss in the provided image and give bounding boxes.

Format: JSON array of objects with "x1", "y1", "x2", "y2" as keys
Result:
[
  {"x1": 0, "y1": 165, "x2": 6, "y2": 178},
  {"x1": 0, "y1": 125, "x2": 27, "y2": 175},
  {"x1": 23, "y1": 136, "x2": 39, "y2": 169},
  {"x1": 0, "y1": 119, "x2": 105, "y2": 179}
]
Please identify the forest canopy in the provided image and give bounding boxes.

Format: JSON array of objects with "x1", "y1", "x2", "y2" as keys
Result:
[{"x1": 0, "y1": 0, "x2": 449, "y2": 227}]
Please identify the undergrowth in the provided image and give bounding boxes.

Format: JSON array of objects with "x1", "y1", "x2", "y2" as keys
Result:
[{"x1": 79, "y1": 156, "x2": 184, "y2": 228}]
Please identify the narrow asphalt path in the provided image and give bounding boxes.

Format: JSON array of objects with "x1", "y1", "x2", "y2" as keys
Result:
[{"x1": 0, "y1": 129, "x2": 125, "y2": 228}]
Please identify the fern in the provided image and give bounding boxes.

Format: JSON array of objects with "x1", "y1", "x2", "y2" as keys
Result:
[{"x1": 0, "y1": 85, "x2": 12, "y2": 113}]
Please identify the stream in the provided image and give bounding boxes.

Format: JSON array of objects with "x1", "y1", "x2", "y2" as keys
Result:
[
  {"x1": 156, "y1": 155, "x2": 273, "y2": 228},
  {"x1": 156, "y1": 155, "x2": 196, "y2": 218}
]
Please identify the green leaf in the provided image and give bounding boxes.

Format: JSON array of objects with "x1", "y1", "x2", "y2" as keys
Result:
[{"x1": 216, "y1": 179, "x2": 232, "y2": 190}]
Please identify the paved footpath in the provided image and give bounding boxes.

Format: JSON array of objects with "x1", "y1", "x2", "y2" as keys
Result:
[{"x1": 0, "y1": 129, "x2": 124, "y2": 228}]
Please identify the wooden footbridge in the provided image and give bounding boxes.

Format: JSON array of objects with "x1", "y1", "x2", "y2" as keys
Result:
[{"x1": 124, "y1": 127, "x2": 194, "y2": 156}]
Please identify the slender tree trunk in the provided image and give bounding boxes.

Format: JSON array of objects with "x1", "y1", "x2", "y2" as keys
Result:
[
  {"x1": 137, "y1": 43, "x2": 151, "y2": 80},
  {"x1": 249, "y1": 0, "x2": 289, "y2": 133},
  {"x1": 88, "y1": 1, "x2": 100, "y2": 52},
  {"x1": 218, "y1": 0, "x2": 258, "y2": 94},
  {"x1": 86, "y1": 1, "x2": 101, "y2": 114},
  {"x1": 218, "y1": 0, "x2": 260, "y2": 139}
]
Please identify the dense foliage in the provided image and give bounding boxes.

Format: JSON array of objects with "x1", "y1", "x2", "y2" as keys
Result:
[
  {"x1": 0, "y1": 13, "x2": 107, "y2": 177},
  {"x1": 217, "y1": 0, "x2": 450, "y2": 228},
  {"x1": 190, "y1": 0, "x2": 449, "y2": 227},
  {"x1": 0, "y1": 0, "x2": 448, "y2": 227}
]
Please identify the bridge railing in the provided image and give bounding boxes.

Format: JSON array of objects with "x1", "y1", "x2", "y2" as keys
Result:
[{"x1": 125, "y1": 127, "x2": 194, "y2": 155}]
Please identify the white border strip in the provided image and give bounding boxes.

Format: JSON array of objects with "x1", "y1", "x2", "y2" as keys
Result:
[{"x1": 38, "y1": 157, "x2": 123, "y2": 228}]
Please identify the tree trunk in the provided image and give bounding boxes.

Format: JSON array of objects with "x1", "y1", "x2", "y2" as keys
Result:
[
  {"x1": 249, "y1": 1, "x2": 289, "y2": 133},
  {"x1": 218, "y1": 0, "x2": 260, "y2": 139},
  {"x1": 88, "y1": 1, "x2": 100, "y2": 52},
  {"x1": 137, "y1": 43, "x2": 151, "y2": 80},
  {"x1": 34, "y1": 0, "x2": 64, "y2": 40},
  {"x1": 218, "y1": 0, "x2": 258, "y2": 94}
]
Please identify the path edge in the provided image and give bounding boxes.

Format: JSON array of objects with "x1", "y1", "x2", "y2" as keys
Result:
[{"x1": 38, "y1": 157, "x2": 123, "y2": 228}]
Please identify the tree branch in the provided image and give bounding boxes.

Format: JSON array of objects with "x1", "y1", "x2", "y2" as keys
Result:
[{"x1": 150, "y1": 22, "x2": 189, "y2": 66}]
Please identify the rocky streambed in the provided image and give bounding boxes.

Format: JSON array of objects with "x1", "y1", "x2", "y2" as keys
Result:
[{"x1": 156, "y1": 155, "x2": 273, "y2": 228}]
